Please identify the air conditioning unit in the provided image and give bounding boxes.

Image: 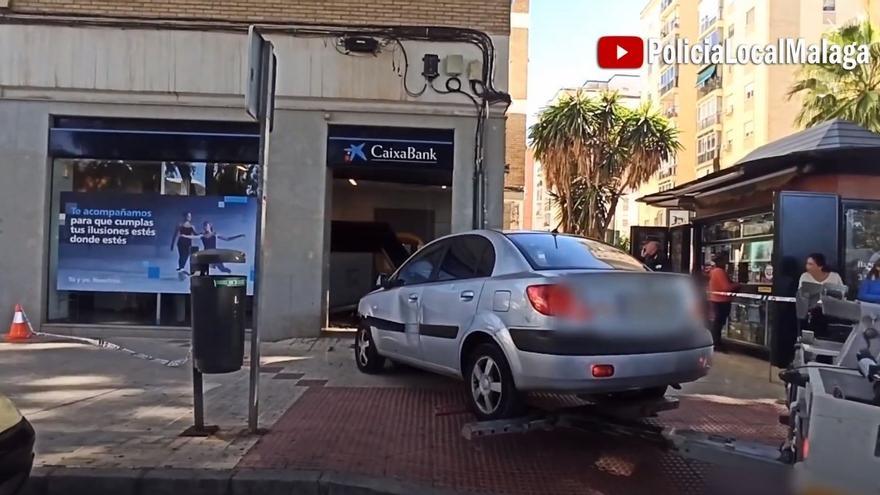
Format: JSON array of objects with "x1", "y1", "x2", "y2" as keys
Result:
[
  {"x1": 724, "y1": 142, "x2": 732, "y2": 151},
  {"x1": 725, "y1": 106, "x2": 734, "y2": 115}
]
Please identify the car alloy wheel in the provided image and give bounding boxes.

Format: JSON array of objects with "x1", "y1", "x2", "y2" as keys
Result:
[
  {"x1": 354, "y1": 321, "x2": 385, "y2": 374},
  {"x1": 471, "y1": 356, "x2": 503, "y2": 415},
  {"x1": 465, "y1": 343, "x2": 525, "y2": 420},
  {"x1": 357, "y1": 327, "x2": 371, "y2": 367}
]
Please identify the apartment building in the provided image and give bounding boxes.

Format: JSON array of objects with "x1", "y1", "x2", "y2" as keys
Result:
[
  {"x1": 504, "y1": 0, "x2": 530, "y2": 229},
  {"x1": 0, "y1": 0, "x2": 514, "y2": 339},
  {"x1": 719, "y1": 0, "x2": 874, "y2": 169},
  {"x1": 638, "y1": 0, "x2": 700, "y2": 227},
  {"x1": 637, "y1": 0, "x2": 878, "y2": 226},
  {"x1": 527, "y1": 75, "x2": 642, "y2": 237}
]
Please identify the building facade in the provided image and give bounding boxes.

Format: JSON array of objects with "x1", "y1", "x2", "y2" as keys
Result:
[
  {"x1": 637, "y1": 0, "x2": 878, "y2": 226},
  {"x1": 0, "y1": 0, "x2": 514, "y2": 339},
  {"x1": 503, "y1": 0, "x2": 530, "y2": 230},
  {"x1": 638, "y1": 0, "x2": 700, "y2": 227}
]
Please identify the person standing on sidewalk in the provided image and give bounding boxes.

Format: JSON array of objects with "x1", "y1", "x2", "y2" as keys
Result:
[{"x1": 708, "y1": 254, "x2": 740, "y2": 352}]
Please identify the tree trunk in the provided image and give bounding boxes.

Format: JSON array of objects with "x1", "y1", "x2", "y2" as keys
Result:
[
  {"x1": 599, "y1": 191, "x2": 622, "y2": 241},
  {"x1": 563, "y1": 182, "x2": 574, "y2": 233}
]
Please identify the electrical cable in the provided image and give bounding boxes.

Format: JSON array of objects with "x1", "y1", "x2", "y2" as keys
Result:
[
  {"x1": 445, "y1": 77, "x2": 462, "y2": 93},
  {"x1": 391, "y1": 38, "x2": 428, "y2": 98}
]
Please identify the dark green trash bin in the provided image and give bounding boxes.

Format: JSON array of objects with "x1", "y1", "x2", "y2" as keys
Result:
[{"x1": 190, "y1": 249, "x2": 247, "y2": 374}]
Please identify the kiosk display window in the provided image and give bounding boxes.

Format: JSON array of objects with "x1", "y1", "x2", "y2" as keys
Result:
[
  {"x1": 701, "y1": 212, "x2": 774, "y2": 347},
  {"x1": 844, "y1": 204, "x2": 880, "y2": 298}
]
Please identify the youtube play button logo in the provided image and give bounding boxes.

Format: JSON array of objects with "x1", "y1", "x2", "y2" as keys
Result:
[{"x1": 597, "y1": 36, "x2": 645, "y2": 69}]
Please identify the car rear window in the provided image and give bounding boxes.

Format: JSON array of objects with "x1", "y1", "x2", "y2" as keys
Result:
[{"x1": 507, "y1": 233, "x2": 646, "y2": 271}]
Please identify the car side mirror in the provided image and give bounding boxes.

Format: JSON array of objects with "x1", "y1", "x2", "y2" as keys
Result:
[{"x1": 376, "y1": 273, "x2": 394, "y2": 289}]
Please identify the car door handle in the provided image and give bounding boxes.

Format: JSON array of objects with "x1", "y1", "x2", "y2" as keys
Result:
[
  {"x1": 460, "y1": 290, "x2": 475, "y2": 301},
  {"x1": 408, "y1": 293, "x2": 419, "y2": 303}
]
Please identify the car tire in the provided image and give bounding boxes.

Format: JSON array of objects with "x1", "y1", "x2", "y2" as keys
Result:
[
  {"x1": 355, "y1": 321, "x2": 385, "y2": 374},
  {"x1": 465, "y1": 343, "x2": 525, "y2": 421}
]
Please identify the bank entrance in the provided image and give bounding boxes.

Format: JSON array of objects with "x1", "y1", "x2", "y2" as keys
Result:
[{"x1": 326, "y1": 124, "x2": 454, "y2": 327}]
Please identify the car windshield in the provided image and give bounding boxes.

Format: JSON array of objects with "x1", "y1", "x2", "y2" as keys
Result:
[{"x1": 507, "y1": 233, "x2": 646, "y2": 271}]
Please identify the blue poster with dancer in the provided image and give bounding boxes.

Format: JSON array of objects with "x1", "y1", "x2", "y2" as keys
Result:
[{"x1": 57, "y1": 192, "x2": 257, "y2": 295}]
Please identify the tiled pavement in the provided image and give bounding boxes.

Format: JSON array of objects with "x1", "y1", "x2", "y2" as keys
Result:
[
  {"x1": 239, "y1": 385, "x2": 788, "y2": 495},
  {"x1": 3, "y1": 333, "x2": 791, "y2": 494}
]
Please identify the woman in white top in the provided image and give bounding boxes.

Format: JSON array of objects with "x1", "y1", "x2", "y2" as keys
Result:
[
  {"x1": 799, "y1": 252, "x2": 844, "y2": 288},
  {"x1": 799, "y1": 252, "x2": 848, "y2": 341}
]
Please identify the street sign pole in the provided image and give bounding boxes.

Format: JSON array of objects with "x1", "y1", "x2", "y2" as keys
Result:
[{"x1": 246, "y1": 26, "x2": 275, "y2": 434}]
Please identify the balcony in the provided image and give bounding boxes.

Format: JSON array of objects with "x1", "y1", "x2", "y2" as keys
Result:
[
  {"x1": 664, "y1": 105, "x2": 679, "y2": 118},
  {"x1": 697, "y1": 75, "x2": 722, "y2": 99},
  {"x1": 699, "y1": 15, "x2": 720, "y2": 34},
  {"x1": 660, "y1": 76, "x2": 679, "y2": 96},
  {"x1": 658, "y1": 165, "x2": 677, "y2": 180},
  {"x1": 698, "y1": 113, "x2": 721, "y2": 131},
  {"x1": 660, "y1": 17, "x2": 680, "y2": 38},
  {"x1": 699, "y1": 0, "x2": 723, "y2": 33},
  {"x1": 697, "y1": 148, "x2": 720, "y2": 166},
  {"x1": 660, "y1": 0, "x2": 675, "y2": 15}
]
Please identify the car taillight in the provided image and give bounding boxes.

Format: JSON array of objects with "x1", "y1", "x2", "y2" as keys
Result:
[
  {"x1": 526, "y1": 284, "x2": 590, "y2": 319},
  {"x1": 802, "y1": 437, "x2": 810, "y2": 459}
]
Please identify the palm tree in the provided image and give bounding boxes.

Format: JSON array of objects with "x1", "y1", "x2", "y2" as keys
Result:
[
  {"x1": 789, "y1": 20, "x2": 880, "y2": 131},
  {"x1": 529, "y1": 91, "x2": 679, "y2": 238}
]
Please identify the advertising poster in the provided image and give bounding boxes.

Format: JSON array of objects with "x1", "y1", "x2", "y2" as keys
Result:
[
  {"x1": 57, "y1": 192, "x2": 257, "y2": 295},
  {"x1": 844, "y1": 207, "x2": 880, "y2": 295}
]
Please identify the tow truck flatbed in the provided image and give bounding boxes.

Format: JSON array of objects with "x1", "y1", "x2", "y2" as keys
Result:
[{"x1": 462, "y1": 395, "x2": 791, "y2": 475}]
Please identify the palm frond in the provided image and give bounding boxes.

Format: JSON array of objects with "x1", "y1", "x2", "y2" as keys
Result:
[{"x1": 790, "y1": 20, "x2": 880, "y2": 132}]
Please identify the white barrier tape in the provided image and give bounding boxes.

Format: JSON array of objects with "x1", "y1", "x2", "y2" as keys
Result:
[
  {"x1": 21, "y1": 312, "x2": 190, "y2": 368},
  {"x1": 708, "y1": 291, "x2": 797, "y2": 303}
]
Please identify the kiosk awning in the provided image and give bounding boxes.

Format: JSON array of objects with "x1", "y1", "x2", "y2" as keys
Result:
[{"x1": 639, "y1": 119, "x2": 880, "y2": 209}]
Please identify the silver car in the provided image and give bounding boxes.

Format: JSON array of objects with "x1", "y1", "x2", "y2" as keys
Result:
[{"x1": 355, "y1": 230, "x2": 713, "y2": 420}]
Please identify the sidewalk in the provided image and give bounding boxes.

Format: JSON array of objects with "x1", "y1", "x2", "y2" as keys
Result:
[{"x1": 1, "y1": 334, "x2": 789, "y2": 494}]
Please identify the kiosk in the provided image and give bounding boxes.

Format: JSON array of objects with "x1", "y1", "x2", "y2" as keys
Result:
[{"x1": 638, "y1": 119, "x2": 880, "y2": 366}]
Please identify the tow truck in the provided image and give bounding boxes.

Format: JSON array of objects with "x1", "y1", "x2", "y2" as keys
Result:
[{"x1": 461, "y1": 283, "x2": 880, "y2": 495}]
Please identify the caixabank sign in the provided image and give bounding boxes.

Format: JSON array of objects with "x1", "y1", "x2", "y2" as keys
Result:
[{"x1": 326, "y1": 125, "x2": 455, "y2": 185}]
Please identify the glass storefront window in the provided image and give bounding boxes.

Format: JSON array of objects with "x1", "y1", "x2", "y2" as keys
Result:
[
  {"x1": 702, "y1": 212, "x2": 774, "y2": 284},
  {"x1": 843, "y1": 204, "x2": 880, "y2": 297},
  {"x1": 701, "y1": 212, "x2": 774, "y2": 347},
  {"x1": 48, "y1": 159, "x2": 258, "y2": 326}
]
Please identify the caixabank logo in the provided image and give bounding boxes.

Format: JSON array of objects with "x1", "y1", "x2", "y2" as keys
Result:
[
  {"x1": 328, "y1": 125, "x2": 455, "y2": 170},
  {"x1": 343, "y1": 143, "x2": 367, "y2": 163},
  {"x1": 345, "y1": 142, "x2": 439, "y2": 164}
]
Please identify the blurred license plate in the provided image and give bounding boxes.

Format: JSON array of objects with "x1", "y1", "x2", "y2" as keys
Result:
[{"x1": 616, "y1": 294, "x2": 674, "y2": 318}]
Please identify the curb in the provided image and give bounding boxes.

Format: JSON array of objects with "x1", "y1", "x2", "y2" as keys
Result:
[{"x1": 20, "y1": 467, "x2": 474, "y2": 495}]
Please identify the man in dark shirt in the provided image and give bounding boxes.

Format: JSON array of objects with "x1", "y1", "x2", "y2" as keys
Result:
[{"x1": 640, "y1": 237, "x2": 671, "y2": 272}]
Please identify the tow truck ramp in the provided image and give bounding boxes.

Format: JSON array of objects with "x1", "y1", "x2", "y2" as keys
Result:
[{"x1": 462, "y1": 396, "x2": 790, "y2": 475}]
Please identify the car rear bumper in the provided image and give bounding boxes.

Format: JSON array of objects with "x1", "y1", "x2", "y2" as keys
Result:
[
  {"x1": 0, "y1": 418, "x2": 35, "y2": 495},
  {"x1": 507, "y1": 345, "x2": 713, "y2": 393}
]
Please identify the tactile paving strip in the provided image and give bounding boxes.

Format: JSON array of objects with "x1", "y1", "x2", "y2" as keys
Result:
[{"x1": 240, "y1": 387, "x2": 789, "y2": 495}]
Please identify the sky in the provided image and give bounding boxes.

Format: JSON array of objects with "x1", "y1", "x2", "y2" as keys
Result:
[{"x1": 527, "y1": 0, "x2": 645, "y2": 126}]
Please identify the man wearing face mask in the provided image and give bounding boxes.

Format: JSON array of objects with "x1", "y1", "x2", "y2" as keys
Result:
[{"x1": 640, "y1": 237, "x2": 671, "y2": 272}]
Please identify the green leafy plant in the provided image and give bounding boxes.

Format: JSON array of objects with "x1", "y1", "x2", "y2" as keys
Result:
[{"x1": 530, "y1": 91, "x2": 679, "y2": 238}]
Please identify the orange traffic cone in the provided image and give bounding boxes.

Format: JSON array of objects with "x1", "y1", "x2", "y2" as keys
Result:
[{"x1": 5, "y1": 304, "x2": 34, "y2": 342}]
